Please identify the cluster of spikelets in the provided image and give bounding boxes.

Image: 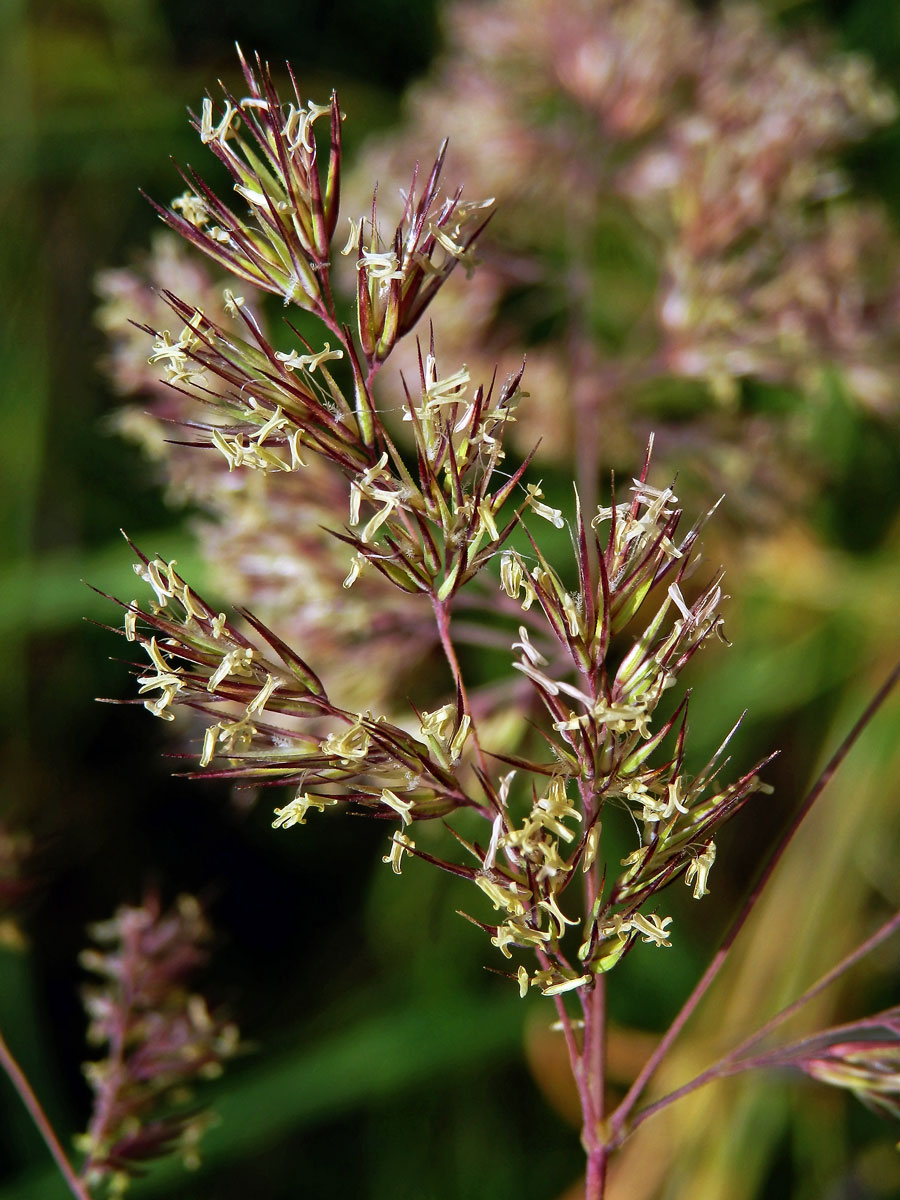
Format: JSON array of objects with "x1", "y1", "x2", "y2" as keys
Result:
[
  {"x1": 114, "y1": 458, "x2": 770, "y2": 998},
  {"x1": 76, "y1": 894, "x2": 238, "y2": 1194},
  {"x1": 93, "y1": 49, "x2": 777, "y2": 999},
  {"x1": 715, "y1": 1006, "x2": 900, "y2": 1125},
  {"x1": 97, "y1": 45, "x2": 782, "y2": 1006},
  {"x1": 803, "y1": 1031, "x2": 900, "y2": 1122}
]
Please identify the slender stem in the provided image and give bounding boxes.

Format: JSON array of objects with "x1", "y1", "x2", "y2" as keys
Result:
[
  {"x1": 365, "y1": 360, "x2": 384, "y2": 402},
  {"x1": 567, "y1": 751, "x2": 607, "y2": 1195},
  {"x1": 725, "y1": 906, "x2": 900, "y2": 1062},
  {"x1": 539, "y1": 947, "x2": 595, "y2": 1129},
  {"x1": 316, "y1": 302, "x2": 345, "y2": 345},
  {"x1": 435, "y1": 582, "x2": 609, "y2": 1196},
  {"x1": 588, "y1": 974, "x2": 606, "y2": 1127},
  {"x1": 538, "y1": 957, "x2": 604, "y2": 1200},
  {"x1": 585, "y1": 1144, "x2": 608, "y2": 1200},
  {"x1": 628, "y1": 904, "x2": 900, "y2": 1134},
  {"x1": 313, "y1": 264, "x2": 351, "y2": 349},
  {"x1": 0, "y1": 1026, "x2": 92, "y2": 1200},
  {"x1": 551, "y1": 994, "x2": 586, "y2": 1112},
  {"x1": 432, "y1": 597, "x2": 491, "y2": 778},
  {"x1": 628, "y1": 1003, "x2": 900, "y2": 1133},
  {"x1": 623, "y1": 1051, "x2": 749, "y2": 1130},
  {"x1": 579, "y1": 809, "x2": 606, "y2": 1154},
  {"x1": 581, "y1": 972, "x2": 607, "y2": 1200},
  {"x1": 318, "y1": 263, "x2": 341, "y2": 330},
  {"x1": 609, "y1": 655, "x2": 900, "y2": 1143}
]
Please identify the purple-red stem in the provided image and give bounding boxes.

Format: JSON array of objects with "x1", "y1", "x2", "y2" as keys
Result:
[
  {"x1": 583, "y1": 975, "x2": 608, "y2": 1200},
  {"x1": 536, "y1": 954, "x2": 606, "y2": 1199},
  {"x1": 0, "y1": 1026, "x2": 91, "y2": 1200},
  {"x1": 586, "y1": 1145, "x2": 609, "y2": 1200},
  {"x1": 567, "y1": 654, "x2": 607, "y2": 1195},
  {"x1": 579, "y1": 795, "x2": 606, "y2": 1153},
  {"x1": 432, "y1": 597, "x2": 491, "y2": 779},
  {"x1": 628, "y1": 903, "x2": 900, "y2": 1134}
]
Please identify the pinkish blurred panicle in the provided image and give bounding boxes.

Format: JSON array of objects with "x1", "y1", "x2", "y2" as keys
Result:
[
  {"x1": 78, "y1": 893, "x2": 238, "y2": 1191},
  {"x1": 96, "y1": 235, "x2": 255, "y2": 491},
  {"x1": 450, "y1": 0, "x2": 702, "y2": 140},
  {"x1": 348, "y1": 0, "x2": 900, "y2": 512},
  {"x1": 197, "y1": 469, "x2": 436, "y2": 710},
  {"x1": 805, "y1": 1035, "x2": 900, "y2": 1120},
  {"x1": 623, "y1": 4, "x2": 900, "y2": 404}
]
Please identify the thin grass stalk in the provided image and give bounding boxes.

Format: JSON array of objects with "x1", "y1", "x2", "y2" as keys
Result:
[{"x1": 0, "y1": 1027, "x2": 91, "y2": 1200}]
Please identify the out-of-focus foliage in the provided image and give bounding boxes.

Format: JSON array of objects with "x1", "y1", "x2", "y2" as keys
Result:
[{"x1": 3, "y1": 1, "x2": 900, "y2": 1198}]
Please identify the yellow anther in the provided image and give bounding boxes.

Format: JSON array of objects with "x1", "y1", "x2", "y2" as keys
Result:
[
  {"x1": 272, "y1": 792, "x2": 336, "y2": 829},
  {"x1": 685, "y1": 842, "x2": 716, "y2": 899},
  {"x1": 630, "y1": 912, "x2": 673, "y2": 948},
  {"x1": 380, "y1": 789, "x2": 415, "y2": 827},
  {"x1": 246, "y1": 674, "x2": 279, "y2": 716},
  {"x1": 383, "y1": 831, "x2": 415, "y2": 874},
  {"x1": 475, "y1": 875, "x2": 529, "y2": 916}
]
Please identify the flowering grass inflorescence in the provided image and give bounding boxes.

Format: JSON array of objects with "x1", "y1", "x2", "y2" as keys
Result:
[{"x1": 105, "y1": 51, "x2": 773, "y2": 1012}]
